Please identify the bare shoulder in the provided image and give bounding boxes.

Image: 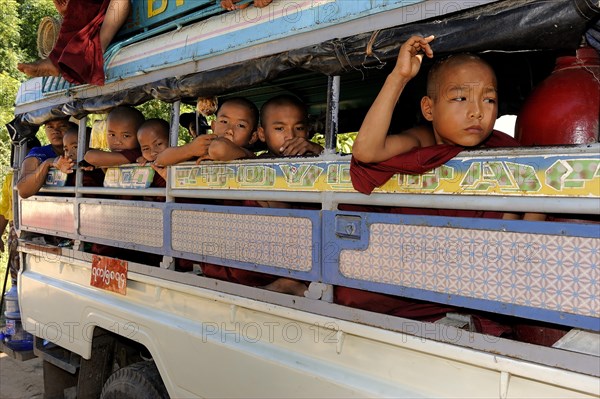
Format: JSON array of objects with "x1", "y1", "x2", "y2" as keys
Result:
[
  {"x1": 404, "y1": 125, "x2": 436, "y2": 147},
  {"x1": 385, "y1": 125, "x2": 435, "y2": 151}
]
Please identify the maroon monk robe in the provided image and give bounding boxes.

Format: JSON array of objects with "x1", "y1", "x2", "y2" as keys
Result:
[
  {"x1": 340, "y1": 129, "x2": 520, "y2": 336},
  {"x1": 49, "y1": 0, "x2": 111, "y2": 86},
  {"x1": 350, "y1": 130, "x2": 521, "y2": 194}
]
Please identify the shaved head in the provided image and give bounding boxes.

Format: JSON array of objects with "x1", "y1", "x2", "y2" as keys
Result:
[
  {"x1": 107, "y1": 106, "x2": 145, "y2": 131},
  {"x1": 426, "y1": 54, "x2": 496, "y2": 101}
]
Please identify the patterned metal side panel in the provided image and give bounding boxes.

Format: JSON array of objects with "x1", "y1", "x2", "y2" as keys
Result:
[
  {"x1": 20, "y1": 200, "x2": 74, "y2": 233},
  {"x1": 339, "y1": 223, "x2": 599, "y2": 318},
  {"x1": 171, "y1": 152, "x2": 600, "y2": 198},
  {"x1": 104, "y1": 166, "x2": 155, "y2": 188},
  {"x1": 79, "y1": 203, "x2": 163, "y2": 247},
  {"x1": 171, "y1": 210, "x2": 313, "y2": 271}
]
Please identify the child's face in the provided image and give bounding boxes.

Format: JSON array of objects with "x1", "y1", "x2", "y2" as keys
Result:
[
  {"x1": 45, "y1": 119, "x2": 70, "y2": 148},
  {"x1": 106, "y1": 118, "x2": 140, "y2": 152},
  {"x1": 210, "y1": 102, "x2": 257, "y2": 147},
  {"x1": 423, "y1": 61, "x2": 498, "y2": 147},
  {"x1": 138, "y1": 127, "x2": 168, "y2": 162},
  {"x1": 258, "y1": 105, "x2": 307, "y2": 156},
  {"x1": 63, "y1": 133, "x2": 78, "y2": 160}
]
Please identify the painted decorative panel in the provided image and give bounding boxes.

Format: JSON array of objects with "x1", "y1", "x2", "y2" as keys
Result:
[
  {"x1": 104, "y1": 166, "x2": 155, "y2": 188},
  {"x1": 79, "y1": 203, "x2": 163, "y2": 247},
  {"x1": 339, "y1": 223, "x2": 600, "y2": 318},
  {"x1": 171, "y1": 153, "x2": 600, "y2": 198},
  {"x1": 171, "y1": 210, "x2": 313, "y2": 271}
]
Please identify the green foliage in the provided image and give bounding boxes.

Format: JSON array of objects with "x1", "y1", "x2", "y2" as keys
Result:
[
  {"x1": 0, "y1": 0, "x2": 21, "y2": 79},
  {"x1": 0, "y1": 73, "x2": 20, "y2": 127},
  {"x1": 18, "y1": 0, "x2": 58, "y2": 63},
  {"x1": 311, "y1": 131, "x2": 357, "y2": 154},
  {"x1": 0, "y1": 72, "x2": 20, "y2": 178},
  {"x1": 0, "y1": 0, "x2": 57, "y2": 169},
  {"x1": 136, "y1": 100, "x2": 196, "y2": 145}
]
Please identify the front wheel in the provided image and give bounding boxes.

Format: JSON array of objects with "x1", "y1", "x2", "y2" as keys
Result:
[{"x1": 100, "y1": 360, "x2": 169, "y2": 399}]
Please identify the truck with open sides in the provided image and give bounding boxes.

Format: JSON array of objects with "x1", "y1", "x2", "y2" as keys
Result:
[{"x1": 5, "y1": 0, "x2": 600, "y2": 397}]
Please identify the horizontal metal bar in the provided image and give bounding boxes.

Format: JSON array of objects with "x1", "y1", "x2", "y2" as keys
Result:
[
  {"x1": 168, "y1": 189, "x2": 324, "y2": 203},
  {"x1": 333, "y1": 193, "x2": 600, "y2": 215},
  {"x1": 75, "y1": 187, "x2": 166, "y2": 197}
]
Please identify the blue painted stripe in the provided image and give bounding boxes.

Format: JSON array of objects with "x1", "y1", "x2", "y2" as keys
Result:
[
  {"x1": 107, "y1": 0, "x2": 425, "y2": 80},
  {"x1": 333, "y1": 210, "x2": 600, "y2": 239},
  {"x1": 329, "y1": 276, "x2": 600, "y2": 331}
]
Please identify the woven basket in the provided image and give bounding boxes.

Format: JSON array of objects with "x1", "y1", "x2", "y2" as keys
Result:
[{"x1": 37, "y1": 16, "x2": 62, "y2": 59}]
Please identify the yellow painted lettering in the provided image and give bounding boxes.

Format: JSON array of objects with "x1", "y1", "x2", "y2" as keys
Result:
[{"x1": 148, "y1": 0, "x2": 168, "y2": 18}]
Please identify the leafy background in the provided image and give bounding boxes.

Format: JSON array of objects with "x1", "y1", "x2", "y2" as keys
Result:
[{"x1": 1, "y1": 0, "x2": 60, "y2": 290}]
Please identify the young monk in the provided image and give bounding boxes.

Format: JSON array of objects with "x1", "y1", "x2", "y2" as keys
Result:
[
  {"x1": 209, "y1": 95, "x2": 323, "y2": 296},
  {"x1": 84, "y1": 106, "x2": 145, "y2": 168},
  {"x1": 257, "y1": 94, "x2": 323, "y2": 158},
  {"x1": 136, "y1": 118, "x2": 170, "y2": 186},
  {"x1": 343, "y1": 35, "x2": 541, "y2": 335},
  {"x1": 17, "y1": 0, "x2": 131, "y2": 86},
  {"x1": 351, "y1": 35, "x2": 544, "y2": 220},
  {"x1": 353, "y1": 35, "x2": 509, "y2": 168},
  {"x1": 155, "y1": 97, "x2": 259, "y2": 166}
]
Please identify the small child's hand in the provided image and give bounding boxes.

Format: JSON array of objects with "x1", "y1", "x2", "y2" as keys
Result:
[
  {"x1": 150, "y1": 164, "x2": 167, "y2": 180},
  {"x1": 53, "y1": 155, "x2": 75, "y2": 173},
  {"x1": 190, "y1": 134, "x2": 217, "y2": 159},
  {"x1": 280, "y1": 137, "x2": 324, "y2": 156},
  {"x1": 392, "y1": 35, "x2": 435, "y2": 81},
  {"x1": 136, "y1": 156, "x2": 148, "y2": 165},
  {"x1": 77, "y1": 159, "x2": 95, "y2": 171}
]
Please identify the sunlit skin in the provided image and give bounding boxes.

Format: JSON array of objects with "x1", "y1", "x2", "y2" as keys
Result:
[
  {"x1": 258, "y1": 105, "x2": 322, "y2": 156},
  {"x1": 423, "y1": 61, "x2": 498, "y2": 147},
  {"x1": 44, "y1": 119, "x2": 71, "y2": 150},
  {"x1": 210, "y1": 102, "x2": 257, "y2": 148},
  {"x1": 138, "y1": 127, "x2": 169, "y2": 163},
  {"x1": 220, "y1": 0, "x2": 272, "y2": 11},
  {"x1": 106, "y1": 118, "x2": 140, "y2": 152},
  {"x1": 53, "y1": 131, "x2": 78, "y2": 174},
  {"x1": 63, "y1": 131, "x2": 78, "y2": 160},
  {"x1": 154, "y1": 101, "x2": 258, "y2": 166},
  {"x1": 84, "y1": 109, "x2": 144, "y2": 168}
]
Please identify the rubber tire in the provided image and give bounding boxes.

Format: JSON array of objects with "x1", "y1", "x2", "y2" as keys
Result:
[{"x1": 100, "y1": 361, "x2": 169, "y2": 399}]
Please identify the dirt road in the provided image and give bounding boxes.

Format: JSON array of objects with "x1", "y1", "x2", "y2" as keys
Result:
[{"x1": 0, "y1": 353, "x2": 43, "y2": 399}]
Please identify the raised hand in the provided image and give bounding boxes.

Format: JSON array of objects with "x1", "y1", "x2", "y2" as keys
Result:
[
  {"x1": 53, "y1": 155, "x2": 75, "y2": 173},
  {"x1": 190, "y1": 134, "x2": 217, "y2": 159},
  {"x1": 392, "y1": 35, "x2": 435, "y2": 81}
]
